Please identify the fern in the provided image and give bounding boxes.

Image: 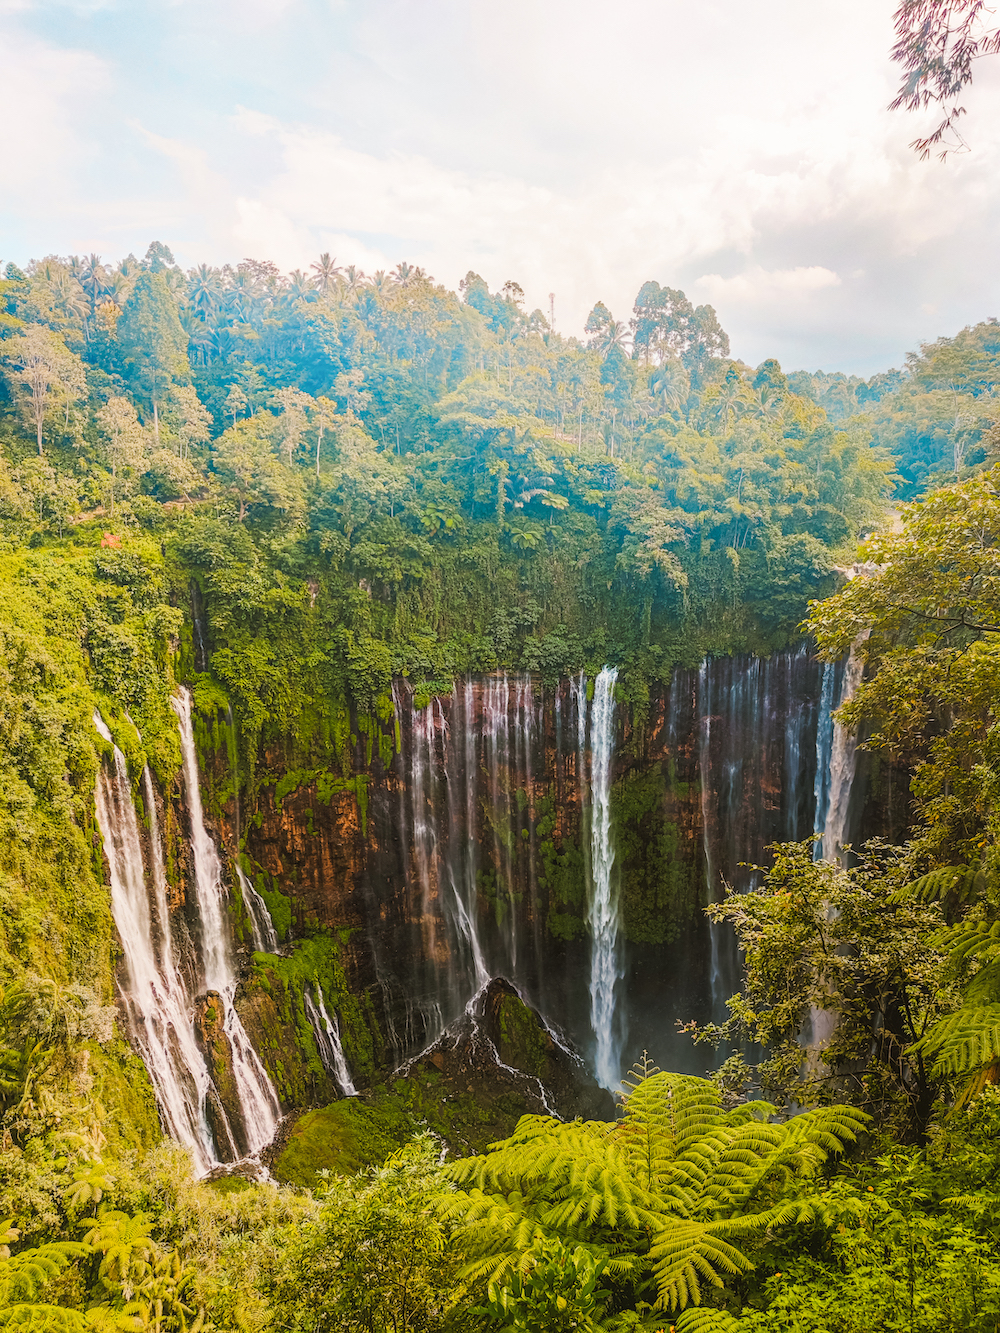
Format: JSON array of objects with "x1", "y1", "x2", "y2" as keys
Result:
[
  {"x1": 915, "y1": 1003, "x2": 1000, "y2": 1076},
  {"x1": 0, "y1": 1240, "x2": 90, "y2": 1333},
  {"x1": 889, "y1": 864, "x2": 983, "y2": 907},
  {"x1": 0, "y1": 1243, "x2": 87, "y2": 1305},
  {"x1": 438, "y1": 1070, "x2": 868, "y2": 1315},
  {"x1": 673, "y1": 1306, "x2": 740, "y2": 1332},
  {"x1": 0, "y1": 1309, "x2": 87, "y2": 1332}
]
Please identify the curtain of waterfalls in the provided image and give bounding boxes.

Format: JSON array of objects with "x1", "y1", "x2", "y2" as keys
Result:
[
  {"x1": 695, "y1": 647, "x2": 824, "y2": 1018},
  {"x1": 94, "y1": 713, "x2": 219, "y2": 1173},
  {"x1": 100, "y1": 649, "x2": 870, "y2": 1137},
  {"x1": 821, "y1": 647, "x2": 865, "y2": 864},
  {"x1": 171, "y1": 689, "x2": 280, "y2": 1156}
]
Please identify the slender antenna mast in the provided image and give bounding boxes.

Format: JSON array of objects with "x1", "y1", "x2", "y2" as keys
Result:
[{"x1": 549, "y1": 292, "x2": 555, "y2": 332}]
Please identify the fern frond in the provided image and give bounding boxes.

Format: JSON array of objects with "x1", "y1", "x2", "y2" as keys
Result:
[
  {"x1": 941, "y1": 1191, "x2": 1000, "y2": 1212},
  {"x1": 674, "y1": 1308, "x2": 740, "y2": 1333},
  {"x1": 456, "y1": 1248, "x2": 522, "y2": 1285},
  {"x1": 915, "y1": 1003, "x2": 1000, "y2": 1075},
  {"x1": 613, "y1": 1073, "x2": 723, "y2": 1163},
  {"x1": 0, "y1": 1244, "x2": 87, "y2": 1305},
  {"x1": 890, "y1": 865, "x2": 982, "y2": 906},
  {"x1": 648, "y1": 1219, "x2": 752, "y2": 1312},
  {"x1": 0, "y1": 1308, "x2": 87, "y2": 1332},
  {"x1": 721, "y1": 1100, "x2": 775, "y2": 1126},
  {"x1": 936, "y1": 921, "x2": 1000, "y2": 963}
]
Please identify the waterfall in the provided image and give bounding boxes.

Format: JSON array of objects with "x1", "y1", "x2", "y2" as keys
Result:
[
  {"x1": 812, "y1": 659, "x2": 838, "y2": 859},
  {"x1": 586, "y1": 667, "x2": 622, "y2": 1091},
  {"x1": 811, "y1": 646, "x2": 865, "y2": 865},
  {"x1": 483, "y1": 674, "x2": 519, "y2": 968},
  {"x1": 448, "y1": 679, "x2": 489, "y2": 995},
  {"x1": 822, "y1": 647, "x2": 865, "y2": 864},
  {"x1": 171, "y1": 688, "x2": 280, "y2": 1156},
  {"x1": 236, "y1": 862, "x2": 279, "y2": 954},
  {"x1": 304, "y1": 985, "x2": 358, "y2": 1095},
  {"x1": 697, "y1": 660, "x2": 725, "y2": 1015},
  {"x1": 94, "y1": 714, "x2": 218, "y2": 1174},
  {"x1": 142, "y1": 765, "x2": 176, "y2": 975}
]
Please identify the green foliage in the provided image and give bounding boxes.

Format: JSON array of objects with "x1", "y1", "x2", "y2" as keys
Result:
[
  {"x1": 685, "y1": 841, "x2": 949, "y2": 1135},
  {"x1": 439, "y1": 1062, "x2": 866, "y2": 1317},
  {"x1": 480, "y1": 1235, "x2": 618, "y2": 1332},
  {"x1": 737, "y1": 1089, "x2": 1000, "y2": 1331},
  {"x1": 244, "y1": 932, "x2": 376, "y2": 1101},
  {"x1": 274, "y1": 1099, "x2": 413, "y2": 1185},
  {"x1": 267, "y1": 1137, "x2": 472, "y2": 1333}
]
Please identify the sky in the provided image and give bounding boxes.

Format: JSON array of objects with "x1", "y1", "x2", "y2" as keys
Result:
[{"x1": 2, "y1": 0, "x2": 1000, "y2": 374}]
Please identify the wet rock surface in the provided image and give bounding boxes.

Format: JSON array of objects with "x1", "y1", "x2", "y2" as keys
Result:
[{"x1": 403, "y1": 978, "x2": 615, "y2": 1128}]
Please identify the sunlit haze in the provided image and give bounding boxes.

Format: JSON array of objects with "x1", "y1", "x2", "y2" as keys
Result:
[{"x1": 4, "y1": 0, "x2": 1000, "y2": 371}]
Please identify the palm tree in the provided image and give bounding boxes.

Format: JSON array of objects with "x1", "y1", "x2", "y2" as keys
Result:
[
  {"x1": 342, "y1": 264, "x2": 366, "y2": 299},
  {"x1": 310, "y1": 253, "x2": 341, "y2": 294},
  {"x1": 650, "y1": 360, "x2": 688, "y2": 412},
  {"x1": 395, "y1": 261, "x2": 426, "y2": 289},
  {"x1": 80, "y1": 254, "x2": 107, "y2": 315},
  {"x1": 46, "y1": 268, "x2": 88, "y2": 327},
  {"x1": 105, "y1": 269, "x2": 134, "y2": 310},
  {"x1": 597, "y1": 319, "x2": 631, "y2": 360},
  {"x1": 715, "y1": 367, "x2": 747, "y2": 433},
  {"x1": 187, "y1": 263, "x2": 221, "y2": 319},
  {"x1": 288, "y1": 269, "x2": 313, "y2": 300}
]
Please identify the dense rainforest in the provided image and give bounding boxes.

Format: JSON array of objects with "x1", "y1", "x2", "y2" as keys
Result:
[{"x1": 4, "y1": 244, "x2": 1000, "y2": 1331}]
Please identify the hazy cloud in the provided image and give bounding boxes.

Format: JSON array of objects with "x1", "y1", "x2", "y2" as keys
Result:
[{"x1": 4, "y1": 0, "x2": 1000, "y2": 371}]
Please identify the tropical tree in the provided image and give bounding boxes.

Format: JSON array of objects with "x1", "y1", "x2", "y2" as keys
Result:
[
  {"x1": 271, "y1": 387, "x2": 314, "y2": 466},
  {"x1": 212, "y1": 414, "x2": 299, "y2": 521},
  {"x1": 312, "y1": 395, "x2": 338, "y2": 477},
  {"x1": 117, "y1": 271, "x2": 190, "y2": 442},
  {"x1": 890, "y1": 0, "x2": 1000, "y2": 158},
  {"x1": 171, "y1": 385, "x2": 212, "y2": 461},
  {"x1": 96, "y1": 397, "x2": 148, "y2": 513},
  {"x1": 310, "y1": 253, "x2": 341, "y2": 295},
  {"x1": 268, "y1": 1138, "x2": 467, "y2": 1333},
  {"x1": 2, "y1": 325, "x2": 86, "y2": 453}
]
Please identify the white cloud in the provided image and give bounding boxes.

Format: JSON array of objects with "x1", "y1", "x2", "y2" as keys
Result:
[
  {"x1": 0, "y1": 21, "x2": 107, "y2": 207},
  {"x1": 4, "y1": 0, "x2": 1000, "y2": 370},
  {"x1": 695, "y1": 267, "x2": 842, "y2": 305}
]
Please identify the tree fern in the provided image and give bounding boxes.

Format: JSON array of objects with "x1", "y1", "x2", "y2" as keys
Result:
[
  {"x1": 915, "y1": 1003, "x2": 1000, "y2": 1076},
  {"x1": 0, "y1": 1240, "x2": 90, "y2": 1333},
  {"x1": 438, "y1": 1066, "x2": 867, "y2": 1315},
  {"x1": 889, "y1": 864, "x2": 984, "y2": 907},
  {"x1": 673, "y1": 1309, "x2": 740, "y2": 1333},
  {"x1": 0, "y1": 1243, "x2": 87, "y2": 1305},
  {"x1": 0, "y1": 1309, "x2": 87, "y2": 1332}
]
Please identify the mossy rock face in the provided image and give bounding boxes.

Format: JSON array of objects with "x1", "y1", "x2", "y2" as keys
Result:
[
  {"x1": 92, "y1": 1038, "x2": 162, "y2": 1155},
  {"x1": 396, "y1": 979, "x2": 613, "y2": 1151},
  {"x1": 274, "y1": 1098, "x2": 413, "y2": 1185},
  {"x1": 492, "y1": 990, "x2": 550, "y2": 1078}
]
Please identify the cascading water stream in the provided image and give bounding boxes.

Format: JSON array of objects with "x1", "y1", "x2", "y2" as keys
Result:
[
  {"x1": 822, "y1": 646, "x2": 865, "y2": 865},
  {"x1": 171, "y1": 688, "x2": 280, "y2": 1156},
  {"x1": 697, "y1": 661, "x2": 725, "y2": 1016},
  {"x1": 586, "y1": 667, "x2": 622, "y2": 1091},
  {"x1": 93, "y1": 714, "x2": 218, "y2": 1173},
  {"x1": 305, "y1": 985, "x2": 358, "y2": 1095},
  {"x1": 812, "y1": 660, "x2": 839, "y2": 859},
  {"x1": 236, "y1": 863, "x2": 279, "y2": 954},
  {"x1": 448, "y1": 679, "x2": 489, "y2": 995}
]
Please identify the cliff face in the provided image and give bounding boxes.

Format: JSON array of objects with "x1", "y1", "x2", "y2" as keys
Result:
[{"x1": 172, "y1": 651, "x2": 905, "y2": 1111}]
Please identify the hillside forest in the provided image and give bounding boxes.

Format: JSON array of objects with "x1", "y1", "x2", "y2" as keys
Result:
[{"x1": 4, "y1": 243, "x2": 1000, "y2": 1331}]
